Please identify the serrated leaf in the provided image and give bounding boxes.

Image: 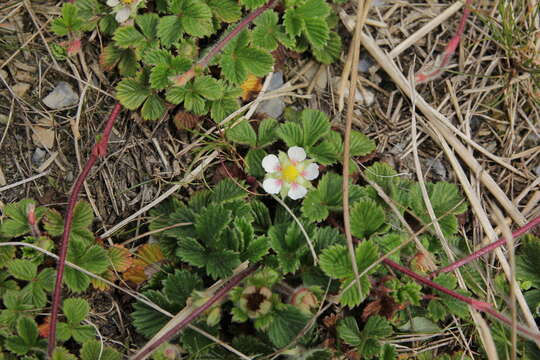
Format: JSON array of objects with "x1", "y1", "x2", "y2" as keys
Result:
[
  {"x1": 113, "y1": 26, "x2": 145, "y2": 48},
  {"x1": 302, "y1": 17, "x2": 329, "y2": 49},
  {"x1": 206, "y1": 249, "x2": 241, "y2": 279},
  {"x1": 350, "y1": 198, "x2": 386, "y2": 239},
  {"x1": 269, "y1": 223, "x2": 306, "y2": 274},
  {"x1": 141, "y1": 94, "x2": 166, "y2": 120},
  {"x1": 194, "y1": 76, "x2": 223, "y2": 100},
  {"x1": 284, "y1": 9, "x2": 302, "y2": 38},
  {"x1": 0, "y1": 199, "x2": 45, "y2": 238},
  {"x1": 245, "y1": 148, "x2": 266, "y2": 177},
  {"x1": 308, "y1": 141, "x2": 338, "y2": 165},
  {"x1": 63, "y1": 298, "x2": 89, "y2": 324},
  {"x1": 226, "y1": 118, "x2": 257, "y2": 146},
  {"x1": 210, "y1": 178, "x2": 247, "y2": 203},
  {"x1": 157, "y1": 15, "x2": 183, "y2": 47},
  {"x1": 163, "y1": 269, "x2": 203, "y2": 307},
  {"x1": 17, "y1": 316, "x2": 39, "y2": 345},
  {"x1": 180, "y1": 0, "x2": 213, "y2": 37},
  {"x1": 243, "y1": 236, "x2": 270, "y2": 263},
  {"x1": 241, "y1": 47, "x2": 274, "y2": 76},
  {"x1": 132, "y1": 290, "x2": 174, "y2": 338},
  {"x1": 350, "y1": 130, "x2": 376, "y2": 156},
  {"x1": 207, "y1": 0, "x2": 241, "y2": 22},
  {"x1": 107, "y1": 245, "x2": 132, "y2": 272},
  {"x1": 295, "y1": 0, "x2": 331, "y2": 18},
  {"x1": 313, "y1": 31, "x2": 342, "y2": 64},
  {"x1": 320, "y1": 241, "x2": 379, "y2": 280},
  {"x1": 240, "y1": 0, "x2": 267, "y2": 9},
  {"x1": 51, "y1": 347, "x2": 77, "y2": 360},
  {"x1": 116, "y1": 78, "x2": 151, "y2": 110},
  {"x1": 8, "y1": 259, "x2": 37, "y2": 281},
  {"x1": 80, "y1": 340, "x2": 122, "y2": 360},
  {"x1": 301, "y1": 109, "x2": 330, "y2": 147},
  {"x1": 337, "y1": 317, "x2": 362, "y2": 346},
  {"x1": 65, "y1": 241, "x2": 109, "y2": 292},
  {"x1": 267, "y1": 305, "x2": 309, "y2": 347},
  {"x1": 194, "y1": 204, "x2": 231, "y2": 244},
  {"x1": 257, "y1": 117, "x2": 278, "y2": 147},
  {"x1": 276, "y1": 122, "x2": 303, "y2": 147},
  {"x1": 252, "y1": 10, "x2": 280, "y2": 51},
  {"x1": 135, "y1": 13, "x2": 159, "y2": 39},
  {"x1": 176, "y1": 237, "x2": 207, "y2": 268},
  {"x1": 51, "y1": 4, "x2": 84, "y2": 36}
]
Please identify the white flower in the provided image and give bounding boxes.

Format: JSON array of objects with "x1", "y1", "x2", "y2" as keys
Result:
[
  {"x1": 262, "y1": 146, "x2": 319, "y2": 200},
  {"x1": 107, "y1": 0, "x2": 144, "y2": 23}
]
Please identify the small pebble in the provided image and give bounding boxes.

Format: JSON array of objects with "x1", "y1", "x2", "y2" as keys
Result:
[
  {"x1": 42, "y1": 81, "x2": 79, "y2": 109},
  {"x1": 357, "y1": 56, "x2": 375, "y2": 73},
  {"x1": 32, "y1": 148, "x2": 46, "y2": 166},
  {"x1": 259, "y1": 72, "x2": 285, "y2": 118}
]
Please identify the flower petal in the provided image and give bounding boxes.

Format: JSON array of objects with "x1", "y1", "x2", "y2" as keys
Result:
[
  {"x1": 263, "y1": 178, "x2": 282, "y2": 194},
  {"x1": 262, "y1": 154, "x2": 280, "y2": 173},
  {"x1": 288, "y1": 183, "x2": 307, "y2": 200},
  {"x1": 288, "y1": 146, "x2": 306, "y2": 162},
  {"x1": 107, "y1": 0, "x2": 120, "y2": 6},
  {"x1": 302, "y1": 163, "x2": 319, "y2": 181},
  {"x1": 115, "y1": 7, "x2": 131, "y2": 23}
]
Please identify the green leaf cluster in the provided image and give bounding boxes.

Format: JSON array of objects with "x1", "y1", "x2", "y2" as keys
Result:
[
  {"x1": 57, "y1": 298, "x2": 95, "y2": 343},
  {"x1": 337, "y1": 316, "x2": 395, "y2": 359}
]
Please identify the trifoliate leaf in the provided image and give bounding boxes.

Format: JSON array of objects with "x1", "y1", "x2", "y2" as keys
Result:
[
  {"x1": 243, "y1": 236, "x2": 270, "y2": 263},
  {"x1": 0, "y1": 199, "x2": 45, "y2": 238},
  {"x1": 302, "y1": 17, "x2": 329, "y2": 49},
  {"x1": 337, "y1": 317, "x2": 362, "y2": 346},
  {"x1": 240, "y1": 0, "x2": 267, "y2": 9},
  {"x1": 135, "y1": 13, "x2": 159, "y2": 39},
  {"x1": 100, "y1": 45, "x2": 138, "y2": 76},
  {"x1": 207, "y1": 0, "x2": 241, "y2": 22},
  {"x1": 301, "y1": 109, "x2": 331, "y2": 147},
  {"x1": 116, "y1": 78, "x2": 151, "y2": 110},
  {"x1": 5, "y1": 317, "x2": 44, "y2": 355},
  {"x1": 209, "y1": 85, "x2": 242, "y2": 122},
  {"x1": 180, "y1": 0, "x2": 213, "y2": 37},
  {"x1": 176, "y1": 237, "x2": 208, "y2": 268},
  {"x1": 350, "y1": 198, "x2": 387, "y2": 239},
  {"x1": 65, "y1": 241, "x2": 108, "y2": 292},
  {"x1": 313, "y1": 31, "x2": 342, "y2": 64},
  {"x1": 44, "y1": 201, "x2": 94, "y2": 243},
  {"x1": 195, "y1": 204, "x2": 231, "y2": 243},
  {"x1": 52, "y1": 347, "x2": 77, "y2": 360},
  {"x1": 226, "y1": 118, "x2": 257, "y2": 146},
  {"x1": 267, "y1": 305, "x2": 309, "y2": 348},
  {"x1": 8, "y1": 259, "x2": 37, "y2": 282},
  {"x1": 63, "y1": 298, "x2": 89, "y2": 324},
  {"x1": 141, "y1": 94, "x2": 166, "y2": 120},
  {"x1": 193, "y1": 75, "x2": 223, "y2": 100},
  {"x1": 113, "y1": 26, "x2": 145, "y2": 48},
  {"x1": 51, "y1": 4, "x2": 84, "y2": 36},
  {"x1": 320, "y1": 241, "x2": 379, "y2": 280},
  {"x1": 269, "y1": 223, "x2": 307, "y2": 274},
  {"x1": 206, "y1": 249, "x2": 241, "y2": 279},
  {"x1": 257, "y1": 117, "x2": 278, "y2": 147}
]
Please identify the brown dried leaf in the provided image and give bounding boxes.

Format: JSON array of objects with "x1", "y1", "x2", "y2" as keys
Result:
[
  {"x1": 240, "y1": 74, "x2": 262, "y2": 101},
  {"x1": 31, "y1": 118, "x2": 55, "y2": 149},
  {"x1": 173, "y1": 111, "x2": 199, "y2": 130}
]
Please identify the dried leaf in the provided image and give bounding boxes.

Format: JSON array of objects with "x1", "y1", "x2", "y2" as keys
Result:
[
  {"x1": 173, "y1": 111, "x2": 199, "y2": 130},
  {"x1": 31, "y1": 118, "x2": 55, "y2": 149},
  {"x1": 240, "y1": 74, "x2": 262, "y2": 101},
  {"x1": 38, "y1": 316, "x2": 51, "y2": 338},
  {"x1": 108, "y1": 244, "x2": 133, "y2": 273}
]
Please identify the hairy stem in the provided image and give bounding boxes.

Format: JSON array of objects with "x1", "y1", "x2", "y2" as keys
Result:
[
  {"x1": 432, "y1": 214, "x2": 540, "y2": 277},
  {"x1": 47, "y1": 103, "x2": 122, "y2": 357},
  {"x1": 132, "y1": 264, "x2": 259, "y2": 360},
  {"x1": 172, "y1": 0, "x2": 276, "y2": 86},
  {"x1": 383, "y1": 258, "x2": 540, "y2": 342}
]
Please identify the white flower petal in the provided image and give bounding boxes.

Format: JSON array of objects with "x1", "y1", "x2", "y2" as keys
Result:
[
  {"x1": 288, "y1": 146, "x2": 306, "y2": 162},
  {"x1": 302, "y1": 163, "x2": 319, "y2": 181},
  {"x1": 107, "y1": 0, "x2": 120, "y2": 6},
  {"x1": 115, "y1": 7, "x2": 131, "y2": 23},
  {"x1": 288, "y1": 184, "x2": 307, "y2": 200},
  {"x1": 263, "y1": 178, "x2": 282, "y2": 194},
  {"x1": 262, "y1": 154, "x2": 280, "y2": 173}
]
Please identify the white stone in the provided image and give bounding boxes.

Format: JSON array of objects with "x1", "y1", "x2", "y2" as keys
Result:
[{"x1": 43, "y1": 82, "x2": 79, "y2": 109}]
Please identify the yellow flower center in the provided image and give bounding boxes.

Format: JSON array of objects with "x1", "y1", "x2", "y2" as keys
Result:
[
  {"x1": 120, "y1": 0, "x2": 135, "y2": 4},
  {"x1": 282, "y1": 165, "x2": 299, "y2": 183}
]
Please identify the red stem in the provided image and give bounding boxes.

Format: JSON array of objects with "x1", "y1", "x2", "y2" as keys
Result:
[
  {"x1": 383, "y1": 258, "x2": 540, "y2": 342},
  {"x1": 47, "y1": 103, "x2": 122, "y2": 357},
  {"x1": 432, "y1": 214, "x2": 540, "y2": 277},
  {"x1": 172, "y1": 0, "x2": 276, "y2": 86},
  {"x1": 132, "y1": 264, "x2": 259, "y2": 360}
]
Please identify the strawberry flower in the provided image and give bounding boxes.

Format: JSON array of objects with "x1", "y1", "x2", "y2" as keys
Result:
[
  {"x1": 107, "y1": 0, "x2": 144, "y2": 23},
  {"x1": 262, "y1": 146, "x2": 319, "y2": 200}
]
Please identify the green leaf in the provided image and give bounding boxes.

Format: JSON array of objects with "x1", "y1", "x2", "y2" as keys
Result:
[
  {"x1": 240, "y1": 0, "x2": 267, "y2": 9},
  {"x1": 63, "y1": 298, "x2": 89, "y2": 324},
  {"x1": 276, "y1": 122, "x2": 303, "y2": 147},
  {"x1": 141, "y1": 94, "x2": 166, "y2": 120},
  {"x1": 44, "y1": 202, "x2": 94, "y2": 244},
  {"x1": 17, "y1": 316, "x2": 39, "y2": 347},
  {"x1": 163, "y1": 269, "x2": 203, "y2": 307},
  {"x1": 5, "y1": 336, "x2": 31, "y2": 355},
  {"x1": 308, "y1": 141, "x2": 338, "y2": 165},
  {"x1": 176, "y1": 237, "x2": 208, "y2": 268},
  {"x1": 337, "y1": 317, "x2": 362, "y2": 346},
  {"x1": 399, "y1": 317, "x2": 440, "y2": 333},
  {"x1": 51, "y1": 4, "x2": 84, "y2": 36},
  {"x1": 350, "y1": 198, "x2": 386, "y2": 239},
  {"x1": 284, "y1": 9, "x2": 303, "y2": 38},
  {"x1": 180, "y1": 0, "x2": 213, "y2": 37},
  {"x1": 80, "y1": 340, "x2": 122, "y2": 360},
  {"x1": 320, "y1": 241, "x2": 379, "y2": 280},
  {"x1": 210, "y1": 178, "x2": 247, "y2": 203},
  {"x1": 195, "y1": 204, "x2": 231, "y2": 243},
  {"x1": 518, "y1": 236, "x2": 540, "y2": 287},
  {"x1": 252, "y1": 10, "x2": 281, "y2": 51},
  {"x1": 267, "y1": 305, "x2": 309, "y2": 347},
  {"x1": 8, "y1": 259, "x2": 37, "y2": 281},
  {"x1": 157, "y1": 15, "x2": 183, "y2": 47},
  {"x1": 0, "y1": 199, "x2": 44, "y2": 238},
  {"x1": 350, "y1": 130, "x2": 376, "y2": 156},
  {"x1": 5, "y1": 317, "x2": 44, "y2": 355},
  {"x1": 302, "y1": 17, "x2": 329, "y2": 49},
  {"x1": 206, "y1": 249, "x2": 241, "y2": 279},
  {"x1": 132, "y1": 290, "x2": 174, "y2": 338},
  {"x1": 116, "y1": 78, "x2": 151, "y2": 110},
  {"x1": 301, "y1": 109, "x2": 330, "y2": 147},
  {"x1": 313, "y1": 31, "x2": 342, "y2": 64},
  {"x1": 269, "y1": 223, "x2": 306, "y2": 273},
  {"x1": 193, "y1": 76, "x2": 223, "y2": 100},
  {"x1": 295, "y1": 0, "x2": 331, "y2": 18},
  {"x1": 226, "y1": 118, "x2": 257, "y2": 146},
  {"x1": 207, "y1": 0, "x2": 241, "y2": 22},
  {"x1": 71, "y1": 324, "x2": 95, "y2": 343},
  {"x1": 65, "y1": 241, "x2": 108, "y2": 292},
  {"x1": 113, "y1": 26, "x2": 145, "y2": 48},
  {"x1": 246, "y1": 148, "x2": 267, "y2": 177},
  {"x1": 257, "y1": 117, "x2": 278, "y2": 147},
  {"x1": 243, "y1": 236, "x2": 270, "y2": 263},
  {"x1": 52, "y1": 347, "x2": 78, "y2": 360}
]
